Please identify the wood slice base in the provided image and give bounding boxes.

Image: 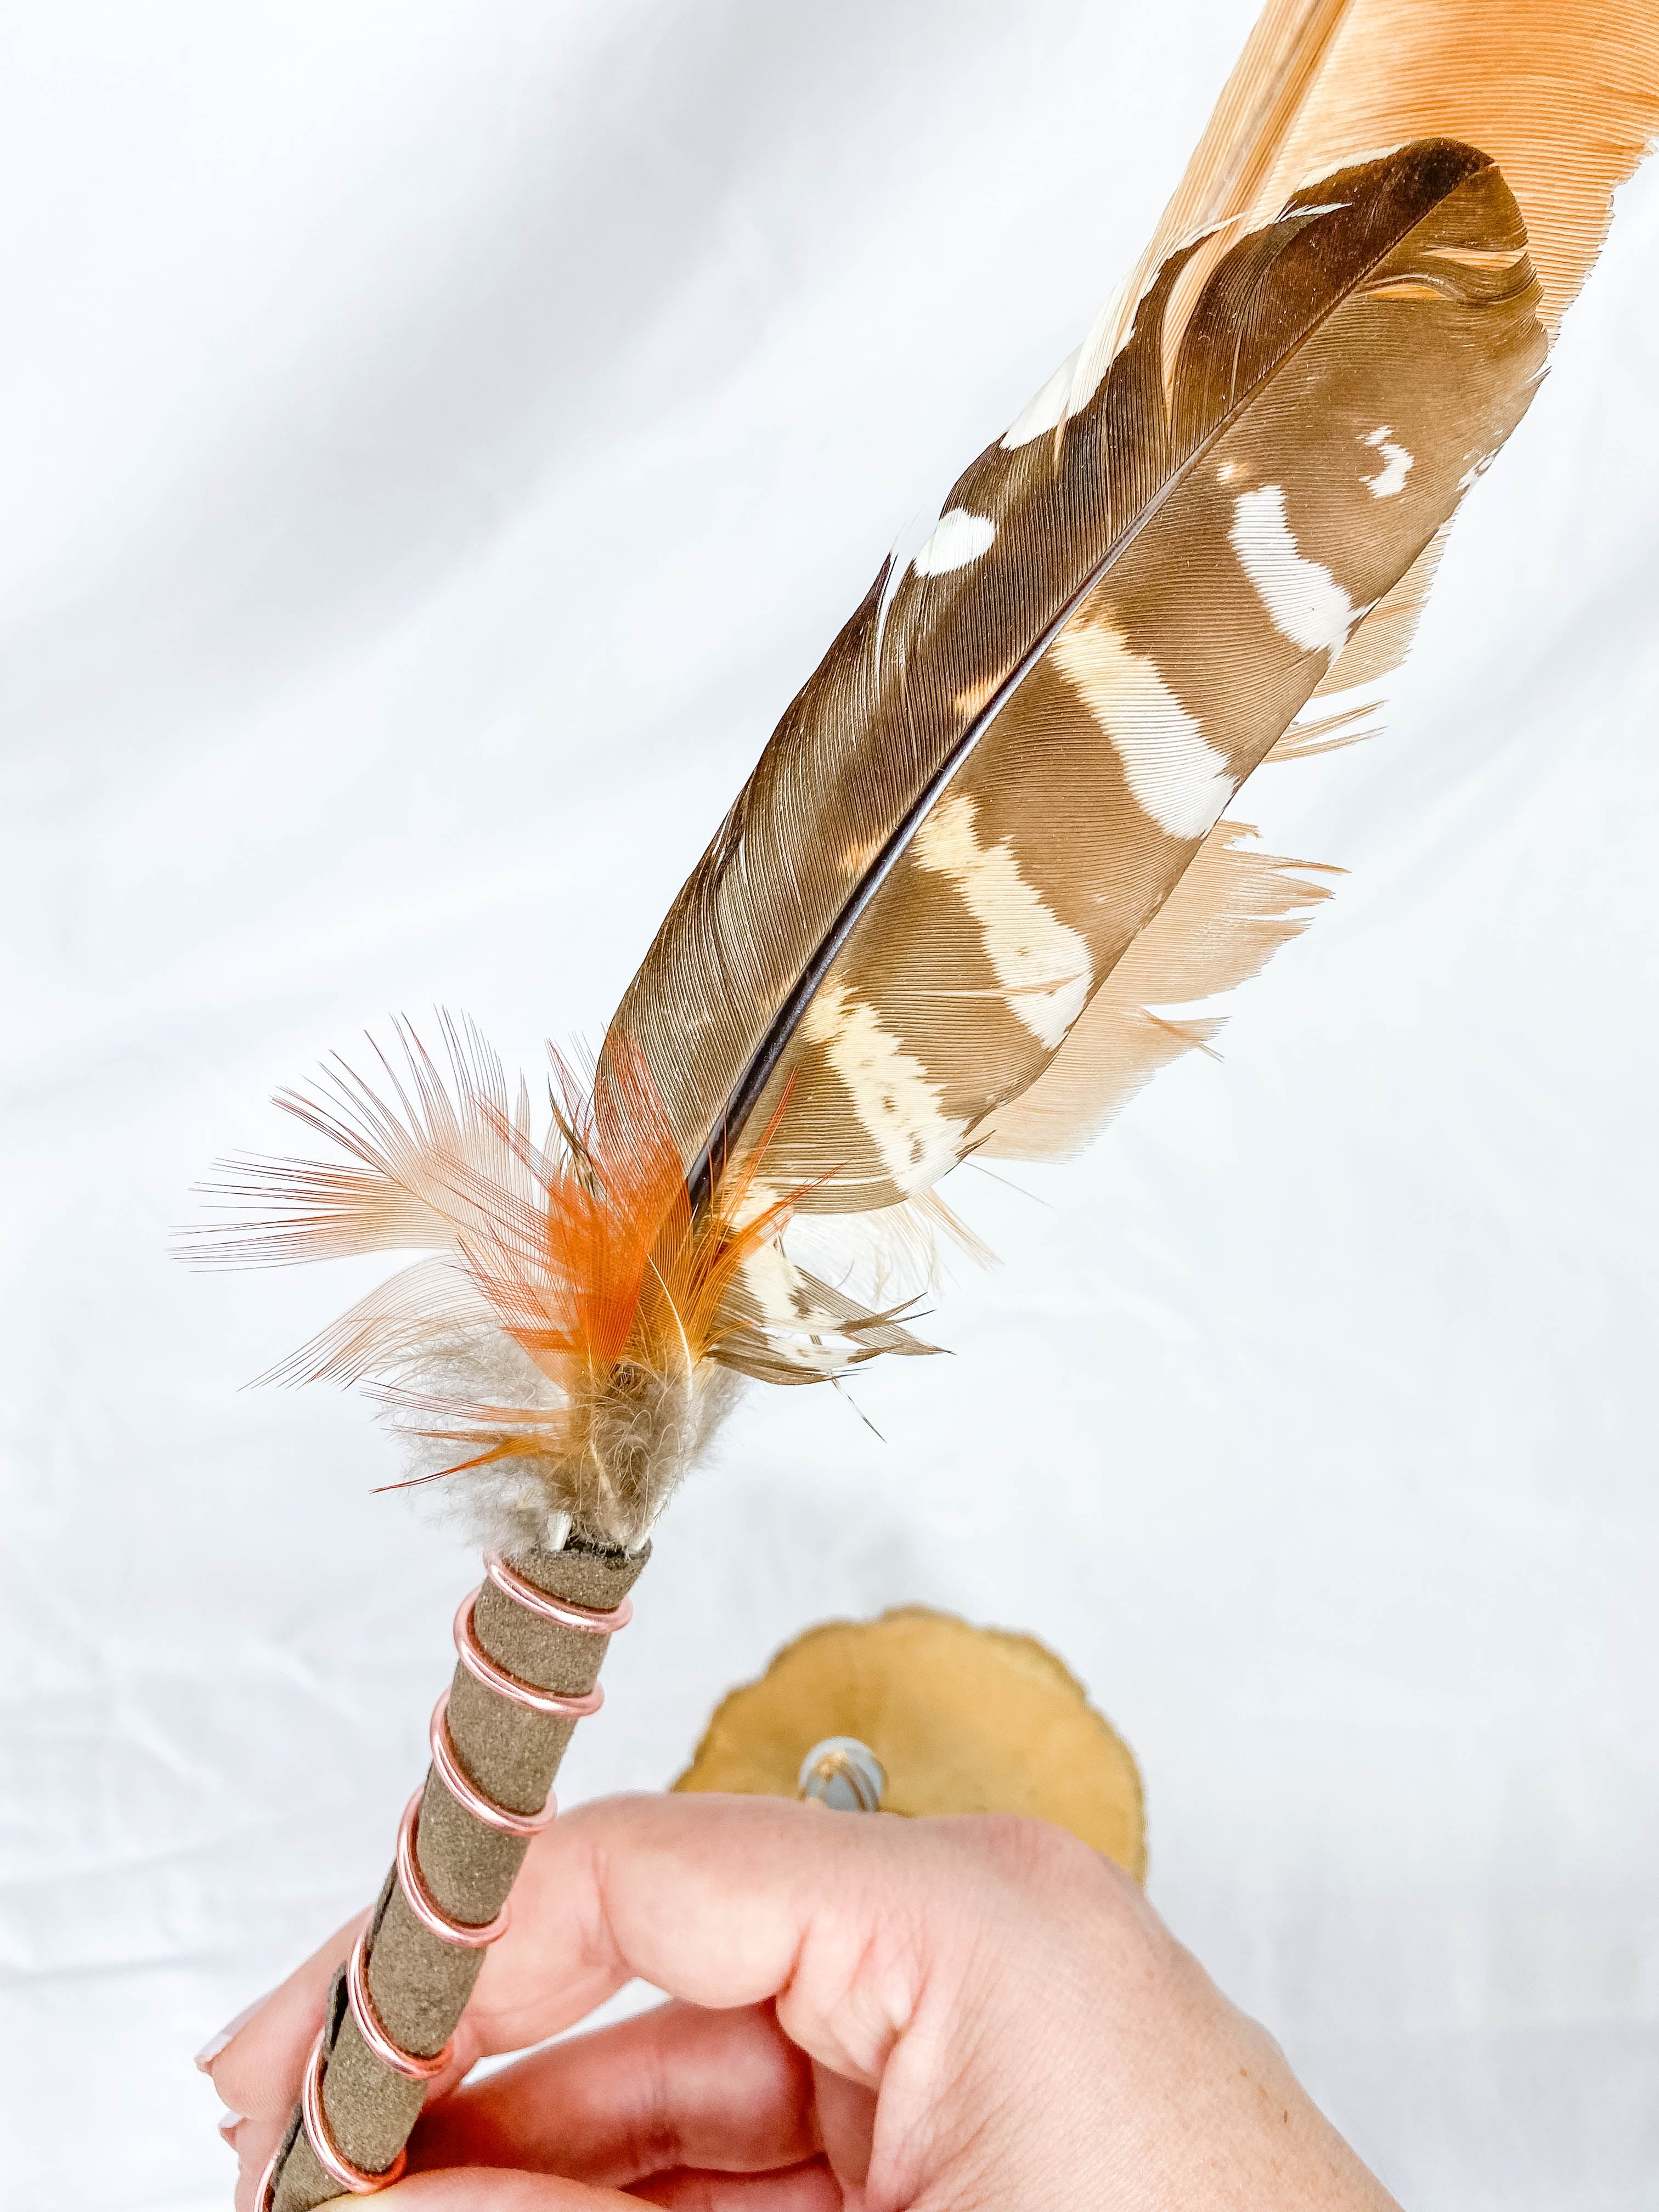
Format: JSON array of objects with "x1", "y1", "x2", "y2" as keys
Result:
[{"x1": 673, "y1": 1606, "x2": 1146, "y2": 1881}]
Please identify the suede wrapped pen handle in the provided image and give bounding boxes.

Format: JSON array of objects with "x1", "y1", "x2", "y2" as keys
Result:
[{"x1": 262, "y1": 1536, "x2": 650, "y2": 2212}]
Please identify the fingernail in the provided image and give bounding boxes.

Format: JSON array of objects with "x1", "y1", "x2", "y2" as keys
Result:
[
  {"x1": 193, "y1": 1988, "x2": 274, "y2": 2072},
  {"x1": 216, "y1": 2106, "x2": 245, "y2": 2145}
]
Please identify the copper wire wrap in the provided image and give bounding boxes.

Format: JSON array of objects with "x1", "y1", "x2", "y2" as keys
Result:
[
  {"x1": 262, "y1": 1556, "x2": 633, "y2": 2206},
  {"x1": 255, "y1": 2031, "x2": 414, "y2": 2209},
  {"x1": 483, "y1": 1548, "x2": 635, "y2": 1633},
  {"x1": 347, "y1": 1926, "x2": 454, "y2": 2080},
  {"x1": 301, "y1": 2031, "x2": 409, "y2": 2193},
  {"x1": 428, "y1": 1690, "x2": 558, "y2": 1837},
  {"x1": 453, "y1": 1587, "x2": 607, "y2": 1716},
  {"x1": 256, "y1": 2146, "x2": 283, "y2": 2212},
  {"x1": 394, "y1": 1787, "x2": 511, "y2": 1947}
]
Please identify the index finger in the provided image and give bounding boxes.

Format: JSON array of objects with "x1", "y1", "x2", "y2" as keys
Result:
[
  {"x1": 210, "y1": 1791, "x2": 1137, "y2": 2197},
  {"x1": 463, "y1": 1791, "x2": 1019, "y2": 2087},
  {"x1": 215, "y1": 1792, "x2": 960, "y2": 2112}
]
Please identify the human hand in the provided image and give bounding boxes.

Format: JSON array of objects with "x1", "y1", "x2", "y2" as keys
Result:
[{"x1": 205, "y1": 1792, "x2": 1399, "y2": 2210}]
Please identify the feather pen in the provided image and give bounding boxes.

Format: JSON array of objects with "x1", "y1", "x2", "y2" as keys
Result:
[{"x1": 185, "y1": 2, "x2": 1659, "y2": 2202}]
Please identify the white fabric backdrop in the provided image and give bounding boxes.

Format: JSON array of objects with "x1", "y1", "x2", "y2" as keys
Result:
[{"x1": 3, "y1": 4, "x2": 1656, "y2": 2205}]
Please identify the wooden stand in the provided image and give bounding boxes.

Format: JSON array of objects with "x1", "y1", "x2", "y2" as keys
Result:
[{"x1": 674, "y1": 1605, "x2": 1146, "y2": 1881}]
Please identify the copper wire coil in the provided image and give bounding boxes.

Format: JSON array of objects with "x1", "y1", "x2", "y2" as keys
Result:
[
  {"x1": 394, "y1": 1788, "x2": 511, "y2": 1948},
  {"x1": 300, "y1": 2030, "x2": 408, "y2": 2193},
  {"x1": 347, "y1": 1926, "x2": 454, "y2": 2081},
  {"x1": 428, "y1": 1689, "x2": 558, "y2": 1837},
  {"x1": 261, "y1": 1555, "x2": 628, "y2": 2203},
  {"x1": 453, "y1": 1587, "x2": 606, "y2": 1717},
  {"x1": 484, "y1": 1549, "x2": 634, "y2": 1633},
  {"x1": 255, "y1": 2145, "x2": 282, "y2": 2212}
]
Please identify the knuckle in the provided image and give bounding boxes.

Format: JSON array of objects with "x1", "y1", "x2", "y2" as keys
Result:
[{"x1": 955, "y1": 1810, "x2": 1119, "y2": 1898}]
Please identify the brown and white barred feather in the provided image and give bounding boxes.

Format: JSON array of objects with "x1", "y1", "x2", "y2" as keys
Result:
[
  {"x1": 193, "y1": 1, "x2": 1659, "y2": 1549},
  {"x1": 609, "y1": 0, "x2": 1659, "y2": 1373},
  {"x1": 613, "y1": 144, "x2": 1542, "y2": 1314}
]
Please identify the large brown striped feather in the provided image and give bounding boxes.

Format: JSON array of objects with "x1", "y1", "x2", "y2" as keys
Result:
[
  {"x1": 599, "y1": 0, "x2": 1659, "y2": 1388},
  {"x1": 899, "y1": 0, "x2": 1659, "y2": 1194},
  {"x1": 610, "y1": 144, "x2": 1544, "y2": 1262},
  {"x1": 196, "y1": 1, "x2": 1659, "y2": 1527}
]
